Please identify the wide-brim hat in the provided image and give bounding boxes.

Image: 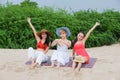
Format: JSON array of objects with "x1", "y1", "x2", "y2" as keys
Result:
[
  {"x1": 56, "y1": 27, "x2": 71, "y2": 37},
  {"x1": 37, "y1": 29, "x2": 52, "y2": 36},
  {"x1": 73, "y1": 56, "x2": 86, "y2": 63}
]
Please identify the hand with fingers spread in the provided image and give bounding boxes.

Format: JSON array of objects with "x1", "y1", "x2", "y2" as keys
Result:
[
  {"x1": 27, "y1": 17, "x2": 31, "y2": 23},
  {"x1": 95, "y1": 22, "x2": 100, "y2": 26}
]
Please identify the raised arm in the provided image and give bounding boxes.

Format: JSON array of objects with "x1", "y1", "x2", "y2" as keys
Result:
[
  {"x1": 83, "y1": 22, "x2": 100, "y2": 42},
  {"x1": 27, "y1": 18, "x2": 40, "y2": 43}
]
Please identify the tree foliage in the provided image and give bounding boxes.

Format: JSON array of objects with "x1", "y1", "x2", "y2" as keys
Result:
[{"x1": 0, "y1": 1, "x2": 120, "y2": 48}]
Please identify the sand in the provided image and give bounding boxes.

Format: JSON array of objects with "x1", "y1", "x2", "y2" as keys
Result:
[{"x1": 0, "y1": 43, "x2": 120, "y2": 80}]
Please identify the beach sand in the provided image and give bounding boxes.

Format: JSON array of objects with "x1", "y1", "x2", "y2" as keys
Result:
[{"x1": 0, "y1": 44, "x2": 120, "y2": 80}]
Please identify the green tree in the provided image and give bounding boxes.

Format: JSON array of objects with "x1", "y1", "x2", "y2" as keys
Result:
[{"x1": 20, "y1": 0, "x2": 38, "y2": 7}]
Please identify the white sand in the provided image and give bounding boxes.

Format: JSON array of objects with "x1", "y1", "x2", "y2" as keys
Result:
[{"x1": 0, "y1": 44, "x2": 120, "y2": 80}]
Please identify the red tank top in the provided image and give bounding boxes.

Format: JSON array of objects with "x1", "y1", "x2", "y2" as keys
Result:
[
  {"x1": 74, "y1": 42, "x2": 90, "y2": 64},
  {"x1": 36, "y1": 41, "x2": 48, "y2": 50}
]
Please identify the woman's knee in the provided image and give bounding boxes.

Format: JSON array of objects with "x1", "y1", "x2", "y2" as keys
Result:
[
  {"x1": 28, "y1": 47, "x2": 34, "y2": 51},
  {"x1": 28, "y1": 47, "x2": 34, "y2": 54}
]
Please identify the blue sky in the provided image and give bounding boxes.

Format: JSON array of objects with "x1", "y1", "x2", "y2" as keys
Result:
[{"x1": 0, "y1": 0, "x2": 120, "y2": 12}]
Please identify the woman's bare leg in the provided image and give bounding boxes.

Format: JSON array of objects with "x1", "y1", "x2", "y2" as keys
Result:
[
  {"x1": 30, "y1": 58, "x2": 35, "y2": 68},
  {"x1": 76, "y1": 62, "x2": 82, "y2": 71},
  {"x1": 31, "y1": 58, "x2": 35, "y2": 64},
  {"x1": 30, "y1": 62, "x2": 37, "y2": 69},
  {"x1": 51, "y1": 60, "x2": 55, "y2": 67},
  {"x1": 29, "y1": 58, "x2": 38, "y2": 69},
  {"x1": 57, "y1": 62, "x2": 61, "y2": 68},
  {"x1": 72, "y1": 61, "x2": 77, "y2": 71}
]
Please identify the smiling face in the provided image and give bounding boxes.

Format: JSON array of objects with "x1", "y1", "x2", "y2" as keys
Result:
[
  {"x1": 77, "y1": 32, "x2": 85, "y2": 41},
  {"x1": 41, "y1": 32, "x2": 47, "y2": 39},
  {"x1": 59, "y1": 30, "x2": 67, "y2": 39}
]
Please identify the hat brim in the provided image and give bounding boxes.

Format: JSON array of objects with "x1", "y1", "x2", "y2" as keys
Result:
[
  {"x1": 37, "y1": 31, "x2": 52, "y2": 36},
  {"x1": 56, "y1": 27, "x2": 71, "y2": 37}
]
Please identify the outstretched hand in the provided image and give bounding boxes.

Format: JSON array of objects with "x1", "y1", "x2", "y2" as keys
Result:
[
  {"x1": 27, "y1": 18, "x2": 31, "y2": 23},
  {"x1": 95, "y1": 22, "x2": 100, "y2": 26}
]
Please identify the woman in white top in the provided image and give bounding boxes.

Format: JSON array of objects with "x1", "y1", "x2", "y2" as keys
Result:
[{"x1": 51, "y1": 27, "x2": 71, "y2": 68}]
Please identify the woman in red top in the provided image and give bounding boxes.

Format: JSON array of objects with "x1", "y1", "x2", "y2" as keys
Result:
[
  {"x1": 72, "y1": 22, "x2": 100, "y2": 71},
  {"x1": 27, "y1": 18, "x2": 52, "y2": 69}
]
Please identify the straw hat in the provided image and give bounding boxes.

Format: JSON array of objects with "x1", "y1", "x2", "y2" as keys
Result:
[
  {"x1": 37, "y1": 29, "x2": 52, "y2": 36},
  {"x1": 56, "y1": 27, "x2": 71, "y2": 37},
  {"x1": 74, "y1": 56, "x2": 86, "y2": 63}
]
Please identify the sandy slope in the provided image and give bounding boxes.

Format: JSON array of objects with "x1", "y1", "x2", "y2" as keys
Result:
[{"x1": 0, "y1": 44, "x2": 120, "y2": 80}]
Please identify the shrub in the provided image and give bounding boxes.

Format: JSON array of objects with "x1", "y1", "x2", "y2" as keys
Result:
[{"x1": 0, "y1": 1, "x2": 120, "y2": 48}]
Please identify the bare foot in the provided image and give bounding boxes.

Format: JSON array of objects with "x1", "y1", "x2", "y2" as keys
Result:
[
  {"x1": 72, "y1": 68, "x2": 75, "y2": 71},
  {"x1": 57, "y1": 65, "x2": 60, "y2": 69},
  {"x1": 29, "y1": 65, "x2": 35, "y2": 69},
  {"x1": 29, "y1": 63, "x2": 36, "y2": 69},
  {"x1": 50, "y1": 65, "x2": 54, "y2": 68},
  {"x1": 50, "y1": 62, "x2": 55, "y2": 68}
]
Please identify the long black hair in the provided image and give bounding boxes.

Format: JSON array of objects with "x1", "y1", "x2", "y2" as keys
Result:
[
  {"x1": 71, "y1": 38, "x2": 77, "y2": 48},
  {"x1": 39, "y1": 32, "x2": 50, "y2": 46},
  {"x1": 72, "y1": 31, "x2": 85, "y2": 48}
]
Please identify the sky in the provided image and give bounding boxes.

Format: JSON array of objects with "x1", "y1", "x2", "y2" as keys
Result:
[{"x1": 0, "y1": 0, "x2": 120, "y2": 12}]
